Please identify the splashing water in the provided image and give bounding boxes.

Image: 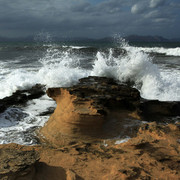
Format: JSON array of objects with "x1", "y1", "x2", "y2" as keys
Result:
[
  {"x1": 0, "y1": 38, "x2": 180, "y2": 145},
  {"x1": 0, "y1": 38, "x2": 179, "y2": 101},
  {"x1": 0, "y1": 44, "x2": 90, "y2": 99},
  {"x1": 91, "y1": 43, "x2": 180, "y2": 101}
]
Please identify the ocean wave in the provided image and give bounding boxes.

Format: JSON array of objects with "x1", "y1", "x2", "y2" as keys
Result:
[
  {"x1": 91, "y1": 47, "x2": 180, "y2": 101},
  {"x1": 0, "y1": 95, "x2": 56, "y2": 145},
  {"x1": 124, "y1": 46, "x2": 180, "y2": 56},
  {"x1": 0, "y1": 41, "x2": 179, "y2": 101},
  {"x1": 62, "y1": 45, "x2": 88, "y2": 49},
  {"x1": 0, "y1": 44, "x2": 90, "y2": 51},
  {"x1": 0, "y1": 40, "x2": 180, "y2": 145},
  {"x1": 0, "y1": 46, "x2": 91, "y2": 99}
]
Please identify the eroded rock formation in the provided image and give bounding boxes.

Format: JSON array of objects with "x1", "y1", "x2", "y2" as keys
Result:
[
  {"x1": 40, "y1": 76, "x2": 180, "y2": 146},
  {"x1": 40, "y1": 76, "x2": 141, "y2": 146},
  {"x1": 0, "y1": 76, "x2": 180, "y2": 179}
]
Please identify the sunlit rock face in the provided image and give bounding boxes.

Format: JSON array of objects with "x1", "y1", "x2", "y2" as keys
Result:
[
  {"x1": 40, "y1": 76, "x2": 180, "y2": 147},
  {"x1": 40, "y1": 76, "x2": 141, "y2": 146}
]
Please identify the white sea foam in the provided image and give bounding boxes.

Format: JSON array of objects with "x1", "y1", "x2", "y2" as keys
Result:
[
  {"x1": 37, "y1": 47, "x2": 90, "y2": 87},
  {"x1": 0, "y1": 43, "x2": 180, "y2": 101},
  {"x1": 0, "y1": 46, "x2": 90, "y2": 99},
  {"x1": 115, "y1": 137, "x2": 130, "y2": 144},
  {"x1": 125, "y1": 46, "x2": 180, "y2": 56},
  {"x1": 91, "y1": 47, "x2": 180, "y2": 101},
  {"x1": 0, "y1": 41, "x2": 180, "y2": 145},
  {"x1": 0, "y1": 95, "x2": 56, "y2": 145},
  {"x1": 62, "y1": 45, "x2": 88, "y2": 49},
  {"x1": 0, "y1": 69, "x2": 38, "y2": 99},
  {"x1": 0, "y1": 42, "x2": 180, "y2": 101}
]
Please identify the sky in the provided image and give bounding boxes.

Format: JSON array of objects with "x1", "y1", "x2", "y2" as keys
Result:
[{"x1": 0, "y1": 0, "x2": 180, "y2": 39}]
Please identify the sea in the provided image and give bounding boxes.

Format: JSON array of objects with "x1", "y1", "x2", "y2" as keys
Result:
[{"x1": 0, "y1": 38, "x2": 180, "y2": 145}]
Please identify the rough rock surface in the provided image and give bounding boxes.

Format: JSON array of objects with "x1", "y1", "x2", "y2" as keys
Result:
[
  {"x1": 1, "y1": 122, "x2": 180, "y2": 179},
  {"x1": 0, "y1": 144, "x2": 80, "y2": 180},
  {"x1": 0, "y1": 84, "x2": 45, "y2": 113},
  {"x1": 39, "y1": 122, "x2": 180, "y2": 179},
  {"x1": 40, "y1": 76, "x2": 180, "y2": 146},
  {"x1": 1, "y1": 76, "x2": 180, "y2": 179},
  {"x1": 0, "y1": 143, "x2": 39, "y2": 180},
  {"x1": 40, "y1": 76, "x2": 141, "y2": 146}
]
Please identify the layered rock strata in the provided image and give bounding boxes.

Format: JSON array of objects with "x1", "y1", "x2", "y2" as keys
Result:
[
  {"x1": 40, "y1": 76, "x2": 180, "y2": 146},
  {"x1": 40, "y1": 76, "x2": 141, "y2": 145},
  {"x1": 0, "y1": 76, "x2": 180, "y2": 179},
  {"x1": 0, "y1": 143, "x2": 39, "y2": 180}
]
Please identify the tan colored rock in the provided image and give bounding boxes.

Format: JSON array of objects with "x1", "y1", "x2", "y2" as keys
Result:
[
  {"x1": 0, "y1": 143, "x2": 39, "y2": 180},
  {"x1": 66, "y1": 169, "x2": 76, "y2": 180},
  {"x1": 40, "y1": 76, "x2": 180, "y2": 147},
  {"x1": 1, "y1": 77, "x2": 180, "y2": 179},
  {"x1": 0, "y1": 122, "x2": 180, "y2": 179},
  {"x1": 40, "y1": 76, "x2": 141, "y2": 146},
  {"x1": 38, "y1": 122, "x2": 180, "y2": 179}
]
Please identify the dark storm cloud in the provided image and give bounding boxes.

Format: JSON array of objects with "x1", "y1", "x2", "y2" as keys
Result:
[{"x1": 0, "y1": 0, "x2": 179, "y2": 38}]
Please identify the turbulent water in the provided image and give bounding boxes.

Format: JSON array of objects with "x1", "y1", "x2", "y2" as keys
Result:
[{"x1": 0, "y1": 40, "x2": 180, "y2": 145}]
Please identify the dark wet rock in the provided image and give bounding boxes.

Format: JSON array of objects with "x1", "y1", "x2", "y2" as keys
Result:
[
  {"x1": 140, "y1": 99, "x2": 180, "y2": 121},
  {"x1": 0, "y1": 84, "x2": 45, "y2": 113},
  {"x1": 0, "y1": 104, "x2": 6, "y2": 113},
  {"x1": 39, "y1": 107, "x2": 55, "y2": 116},
  {"x1": 48, "y1": 76, "x2": 140, "y2": 112}
]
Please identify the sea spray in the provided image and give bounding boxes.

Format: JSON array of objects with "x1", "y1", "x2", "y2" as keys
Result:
[
  {"x1": 0, "y1": 38, "x2": 180, "y2": 145},
  {"x1": 37, "y1": 45, "x2": 90, "y2": 87},
  {"x1": 0, "y1": 45, "x2": 90, "y2": 99},
  {"x1": 0, "y1": 39, "x2": 179, "y2": 100},
  {"x1": 92, "y1": 42, "x2": 180, "y2": 101}
]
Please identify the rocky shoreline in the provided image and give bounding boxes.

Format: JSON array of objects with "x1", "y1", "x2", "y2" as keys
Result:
[{"x1": 0, "y1": 76, "x2": 180, "y2": 179}]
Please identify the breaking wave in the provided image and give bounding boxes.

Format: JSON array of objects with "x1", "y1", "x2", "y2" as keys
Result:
[
  {"x1": 0, "y1": 39, "x2": 180, "y2": 145},
  {"x1": 0, "y1": 41, "x2": 179, "y2": 101},
  {"x1": 91, "y1": 48, "x2": 180, "y2": 101},
  {"x1": 125, "y1": 46, "x2": 180, "y2": 56}
]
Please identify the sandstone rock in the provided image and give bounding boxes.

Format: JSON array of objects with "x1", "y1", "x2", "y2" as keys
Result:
[
  {"x1": 0, "y1": 123, "x2": 180, "y2": 180},
  {"x1": 0, "y1": 143, "x2": 39, "y2": 180},
  {"x1": 38, "y1": 122, "x2": 180, "y2": 180},
  {"x1": 66, "y1": 169, "x2": 77, "y2": 180},
  {"x1": 40, "y1": 76, "x2": 180, "y2": 146},
  {"x1": 40, "y1": 76, "x2": 141, "y2": 146},
  {"x1": 1, "y1": 76, "x2": 180, "y2": 179}
]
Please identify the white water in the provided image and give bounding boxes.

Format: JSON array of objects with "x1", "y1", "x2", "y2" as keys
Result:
[
  {"x1": 0, "y1": 95, "x2": 56, "y2": 144},
  {"x1": 115, "y1": 137, "x2": 130, "y2": 145},
  {"x1": 0, "y1": 44, "x2": 179, "y2": 101},
  {"x1": 91, "y1": 48, "x2": 180, "y2": 101},
  {"x1": 0, "y1": 42, "x2": 180, "y2": 145},
  {"x1": 125, "y1": 46, "x2": 180, "y2": 56},
  {"x1": 0, "y1": 46, "x2": 90, "y2": 99}
]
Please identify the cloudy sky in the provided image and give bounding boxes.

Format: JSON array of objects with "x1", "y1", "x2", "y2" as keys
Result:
[{"x1": 0, "y1": 0, "x2": 180, "y2": 38}]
